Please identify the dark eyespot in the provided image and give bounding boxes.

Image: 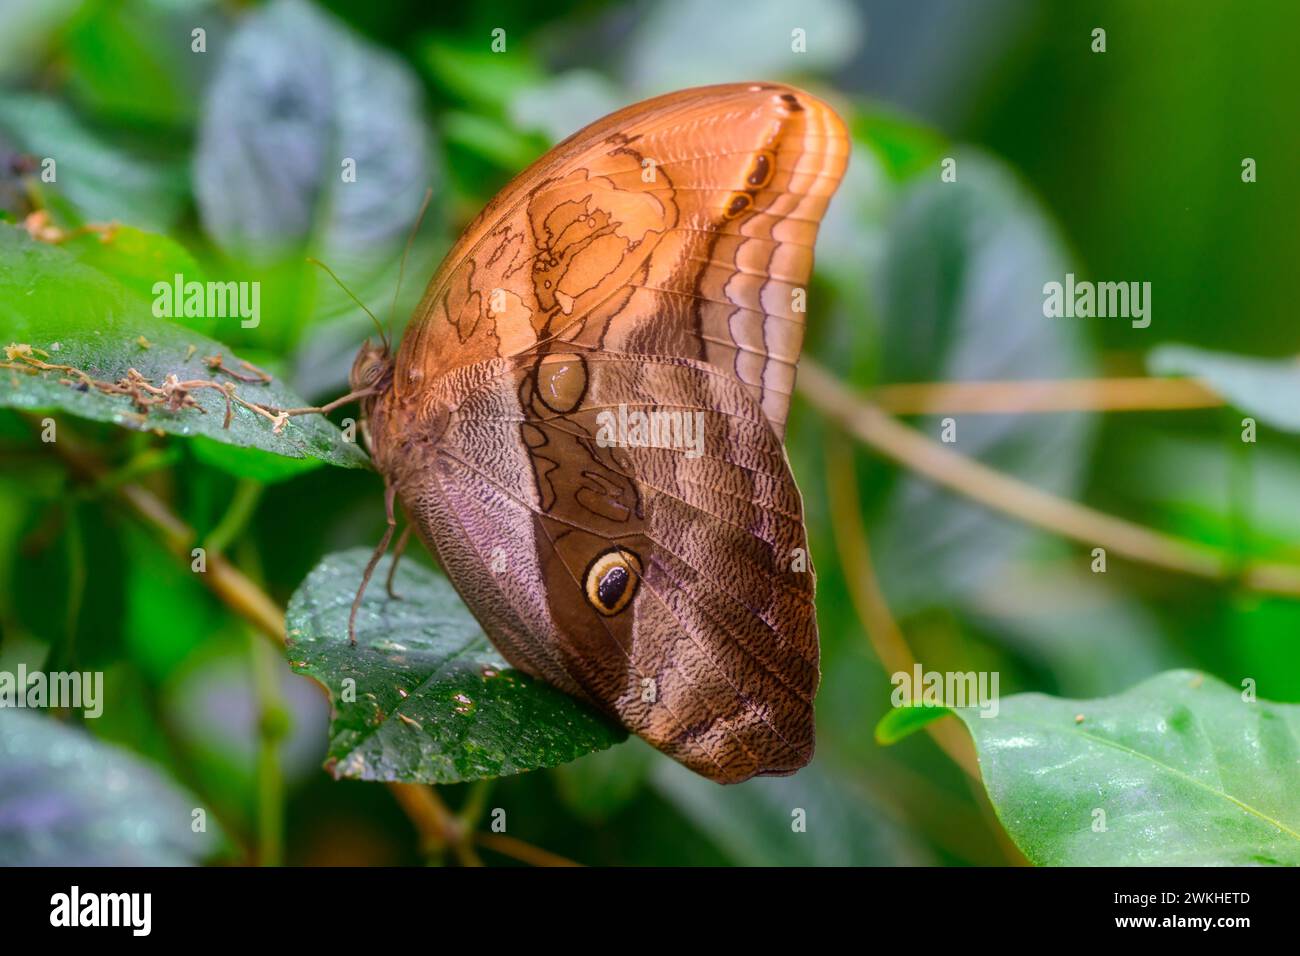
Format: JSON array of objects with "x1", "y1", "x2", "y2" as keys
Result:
[
  {"x1": 746, "y1": 152, "x2": 773, "y2": 188},
  {"x1": 597, "y1": 566, "x2": 629, "y2": 608},
  {"x1": 724, "y1": 192, "x2": 753, "y2": 219},
  {"x1": 584, "y1": 547, "x2": 642, "y2": 616}
]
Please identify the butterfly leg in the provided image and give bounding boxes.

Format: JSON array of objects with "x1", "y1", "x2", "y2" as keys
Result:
[
  {"x1": 348, "y1": 480, "x2": 399, "y2": 645},
  {"x1": 385, "y1": 523, "x2": 413, "y2": 599}
]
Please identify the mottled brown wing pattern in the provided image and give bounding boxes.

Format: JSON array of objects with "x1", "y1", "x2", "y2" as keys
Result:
[
  {"x1": 391, "y1": 354, "x2": 817, "y2": 782},
  {"x1": 371, "y1": 83, "x2": 848, "y2": 783},
  {"x1": 395, "y1": 82, "x2": 849, "y2": 438}
]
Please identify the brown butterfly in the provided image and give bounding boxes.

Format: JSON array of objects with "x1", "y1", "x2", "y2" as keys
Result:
[{"x1": 347, "y1": 82, "x2": 848, "y2": 784}]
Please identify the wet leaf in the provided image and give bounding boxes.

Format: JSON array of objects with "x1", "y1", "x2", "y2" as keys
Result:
[
  {"x1": 285, "y1": 548, "x2": 626, "y2": 784},
  {"x1": 877, "y1": 670, "x2": 1300, "y2": 865},
  {"x1": 0, "y1": 225, "x2": 367, "y2": 469}
]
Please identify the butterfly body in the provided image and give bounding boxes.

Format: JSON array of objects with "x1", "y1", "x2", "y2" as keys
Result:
[{"x1": 355, "y1": 83, "x2": 848, "y2": 783}]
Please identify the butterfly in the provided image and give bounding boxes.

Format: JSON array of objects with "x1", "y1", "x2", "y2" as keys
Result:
[{"x1": 347, "y1": 83, "x2": 848, "y2": 783}]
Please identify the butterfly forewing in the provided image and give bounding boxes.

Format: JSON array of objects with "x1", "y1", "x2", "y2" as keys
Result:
[{"x1": 372, "y1": 83, "x2": 848, "y2": 783}]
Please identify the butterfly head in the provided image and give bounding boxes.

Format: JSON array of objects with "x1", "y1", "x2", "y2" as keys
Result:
[
  {"x1": 349, "y1": 339, "x2": 395, "y2": 458},
  {"x1": 350, "y1": 338, "x2": 394, "y2": 399}
]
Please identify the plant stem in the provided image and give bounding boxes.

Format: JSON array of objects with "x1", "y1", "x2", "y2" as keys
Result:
[
  {"x1": 474, "y1": 832, "x2": 580, "y2": 867},
  {"x1": 823, "y1": 436, "x2": 980, "y2": 780},
  {"x1": 206, "y1": 478, "x2": 265, "y2": 556},
  {"x1": 40, "y1": 427, "x2": 469, "y2": 859},
  {"x1": 250, "y1": 628, "x2": 285, "y2": 866},
  {"x1": 797, "y1": 360, "x2": 1300, "y2": 597},
  {"x1": 865, "y1": 376, "x2": 1222, "y2": 415}
]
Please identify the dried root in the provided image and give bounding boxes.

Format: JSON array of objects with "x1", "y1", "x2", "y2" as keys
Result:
[{"x1": 3, "y1": 341, "x2": 303, "y2": 434}]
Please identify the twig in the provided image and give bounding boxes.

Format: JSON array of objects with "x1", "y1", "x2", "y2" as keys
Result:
[
  {"x1": 387, "y1": 782, "x2": 486, "y2": 866},
  {"x1": 474, "y1": 832, "x2": 581, "y2": 867},
  {"x1": 43, "y1": 427, "x2": 507, "y2": 865},
  {"x1": 797, "y1": 359, "x2": 1300, "y2": 597},
  {"x1": 37, "y1": 425, "x2": 476, "y2": 861},
  {"x1": 205, "y1": 479, "x2": 265, "y2": 556},
  {"x1": 387, "y1": 782, "x2": 453, "y2": 861},
  {"x1": 824, "y1": 436, "x2": 981, "y2": 780},
  {"x1": 867, "y1": 376, "x2": 1223, "y2": 415}
]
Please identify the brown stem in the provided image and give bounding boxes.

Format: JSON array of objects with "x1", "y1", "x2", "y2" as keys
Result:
[
  {"x1": 39, "y1": 423, "x2": 484, "y2": 861},
  {"x1": 475, "y1": 832, "x2": 581, "y2": 867},
  {"x1": 824, "y1": 436, "x2": 981, "y2": 780},
  {"x1": 867, "y1": 376, "x2": 1222, "y2": 416},
  {"x1": 797, "y1": 360, "x2": 1300, "y2": 597}
]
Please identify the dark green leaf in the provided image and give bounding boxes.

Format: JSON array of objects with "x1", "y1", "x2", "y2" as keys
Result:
[
  {"x1": 868, "y1": 150, "x2": 1096, "y2": 610},
  {"x1": 285, "y1": 548, "x2": 626, "y2": 784},
  {"x1": 193, "y1": 0, "x2": 437, "y2": 274},
  {"x1": 62, "y1": 0, "x2": 200, "y2": 128},
  {"x1": 422, "y1": 36, "x2": 544, "y2": 114},
  {"x1": 0, "y1": 710, "x2": 221, "y2": 865},
  {"x1": 877, "y1": 670, "x2": 1300, "y2": 865},
  {"x1": 0, "y1": 225, "x2": 368, "y2": 469},
  {"x1": 650, "y1": 756, "x2": 928, "y2": 865},
  {"x1": 0, "y1": 94, "x2": 188, "y2": 229},
  {"x1": 553, "y1": 737, "x2": 655, "y2": 823}
]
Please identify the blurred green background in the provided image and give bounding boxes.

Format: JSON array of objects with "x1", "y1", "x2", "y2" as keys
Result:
[{"x1": 1, "y1": 0, "x2": 1297, "y2": 866}]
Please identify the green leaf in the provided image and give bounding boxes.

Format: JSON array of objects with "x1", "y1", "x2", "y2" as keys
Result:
[
  {"x1": 0, "y1": 93, "x2": 188, "y2": 230},
  {"x1": 62, "y1": 0, "x2": 200, "y2": 129},
  {"x1": 422, "y1": 36, "x2": 544, "y2": 114},
  {"x1": 650, "y1": 757, "x2": 928, "y2": 865},
  {"x1": 441, "y1": 111, "x2": 545, "y2": 174},
  {"x1": 0, "y1": 710, "x2": 222, "y2": 865},
  {"x1": 190, "y1": 434, "x2": 323, "y2": 483},
  {"x1": 193, "y1": 0, "x2": 437, "y2": 274},
  {"x1": 0, "y1": 0, "x2": 81, "y2": 83},
  {"x1": 620, "y1": 0, "x2": 864, "y2": 94},
  {"x1": 0, "y1": 225, "x2": 368, "y2": 469},
  {"x1": 507, "y1": 70, "x2": 624, "y2": 146},
  {"x1": 867, "y1": 150, "x2": 1096, "y2": 611},
  {"x1": 553, "y1": 737, "x2": 655, "y2": 823},
  {"x1": 874, "y1": 702, "x2": 949, "y2": 745},
  {"x1": 285, "y1": 548, "x2": 626, "y2": 784},
  {"x1": 61, "y1": 225, "x2": 206, "y2": 314},
  {"x1": 876, "y1": 670, "x2": 1300, "y2": 865},
  {"x1": 855, "y1": 109, "x2": 947, "y2": 183},
  {"x1": 1149, "y1": 343, "x2": 1300, "y2": 432}
]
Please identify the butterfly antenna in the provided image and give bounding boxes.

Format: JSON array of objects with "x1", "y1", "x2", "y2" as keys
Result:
[
  {"x1": 388, "y1": 187, "x2": 434, "y2": 345},
  {"x1": 306, "y1": 256, "x2": 388, "y2": 350}
]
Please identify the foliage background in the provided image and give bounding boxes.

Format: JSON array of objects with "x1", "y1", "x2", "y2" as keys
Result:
[{"x1": 0, "y1": 0, "x2": 1297, "y2": 866}]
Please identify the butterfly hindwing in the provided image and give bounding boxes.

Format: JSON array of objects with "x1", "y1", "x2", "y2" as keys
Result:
[{"x1": 396, "y1": 353, "x2": 817, "y2": 782}]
